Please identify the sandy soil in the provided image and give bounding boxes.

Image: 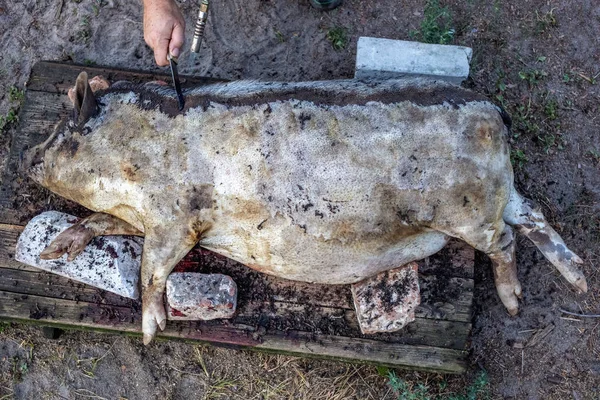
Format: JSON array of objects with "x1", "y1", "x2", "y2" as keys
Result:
[{"x1": 0, "y1": 0, "x2": 599, "y2": 399}]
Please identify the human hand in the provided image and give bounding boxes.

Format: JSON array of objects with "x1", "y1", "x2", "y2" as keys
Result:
[{"x1": 143, "y1": 0, "x2": 185, "y2": 67}]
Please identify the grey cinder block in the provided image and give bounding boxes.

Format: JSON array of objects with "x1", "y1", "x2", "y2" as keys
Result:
[
  {"x1": 166, "y1": 273, "x2": 237, "y2": 320},
  {"x1": 351, "y1": 262, "x2": 420, "y2": 334},
  {"x1": 15, "y1": 211, "x2": 142, "y2": 299},
  {"x1": 355, "y1": 37, "x2": 472, "y2": 85}
]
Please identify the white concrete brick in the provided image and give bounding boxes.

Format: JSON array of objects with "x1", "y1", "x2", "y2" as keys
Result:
[
  {"x1": 351, "y1": 262, "x2": 420, "y2": 334},
  {"x1": 355, "y1": 37, "x2": 472, "y2": 85},
  {"x1": 15, "y1": 211, "x2": 142, "y2": 299},
  {"x1": 166, "y1": 273, "x2": 237, "y2": 320}
]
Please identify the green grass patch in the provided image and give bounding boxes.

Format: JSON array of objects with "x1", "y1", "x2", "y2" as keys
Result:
[
  {"x1": 410, "y1": 0, "x2": 455, "y2": 45},
  {"x1": 518, "y1": 69, "x2": 547, "y2": 87},
  {"x1": 510, "y1": 149, "x2": 527, "y2": 169},
  {"x1": 543, "y1": 98, "x2": 559, "y2": 120},
  {"x1": 326, "y1": 26, "x2": 348, "y2": 51},
  {"x1": 388, "y1": 370, "x2": 490, "y2": 400},
  {"x1": 1, "y1": 86, "x2": 25, "y2": 133}
]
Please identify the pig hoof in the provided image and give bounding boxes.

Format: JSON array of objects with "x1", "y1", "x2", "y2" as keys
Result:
[
  {"x1": 40, "y1": 224, "x2": 94, "y2": 261},
  {"x1": 142, "y1": 317, "x2": 158, "y2": 345},
  {"x1": 497, "y1": 283, "x2": 520, "y2": 316},
  {"x1": 143, "y1": 333, "x2": 153, "y2": 346},
  {"x1": 515, "y1": 283, "x2": 523, "y2": 299},
  {"x1": 142, "y1": 291, "x2": 167, "y2": 344},
  {"x1": 574, "y1": 276, "x2": 588, "y2": 293}
]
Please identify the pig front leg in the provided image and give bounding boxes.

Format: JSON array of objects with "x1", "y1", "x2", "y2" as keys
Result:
[
  {"x1": 40, "y1": 212, "x2": 143, "y2": 261},
  {"x1": 140, "y1": 226, "x2": 201, "y2": 345}
]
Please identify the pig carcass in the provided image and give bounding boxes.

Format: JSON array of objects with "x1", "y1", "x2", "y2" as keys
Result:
[{"x1": 22, "y1": 72, "x2": 587, "y2": 344}]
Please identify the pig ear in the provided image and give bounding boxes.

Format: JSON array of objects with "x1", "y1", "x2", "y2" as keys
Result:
[{"x1": 73, "y1": 71, "x2": 99, "y2": 125}]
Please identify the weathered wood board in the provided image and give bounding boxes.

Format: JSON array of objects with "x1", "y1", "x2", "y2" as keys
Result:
[{"x1": 0, "y1": 61, "x2": 474, "y2": 373}]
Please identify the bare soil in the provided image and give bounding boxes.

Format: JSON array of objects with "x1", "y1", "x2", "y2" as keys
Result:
[{"x1": 1, "y1": 0, "x2": 599, "y2": 399}]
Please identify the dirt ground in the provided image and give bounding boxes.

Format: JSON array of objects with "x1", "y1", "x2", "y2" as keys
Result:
[{"x1": 1, "y1": 0, "x2": 599, "y2": 398}]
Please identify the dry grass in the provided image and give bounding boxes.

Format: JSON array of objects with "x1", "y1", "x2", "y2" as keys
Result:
[
  {"x1": 181, "y1": 346, "x2": 395, "y2": 400},
  {"x1": 0, "y1": 324, "x2": 475, "y2": 399}
]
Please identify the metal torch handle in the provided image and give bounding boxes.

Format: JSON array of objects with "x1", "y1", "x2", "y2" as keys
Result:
[{"x1": 190, "y1": 0, "x2": 209, "y2": 53}]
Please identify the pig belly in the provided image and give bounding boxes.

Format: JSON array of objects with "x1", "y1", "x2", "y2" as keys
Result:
[{"x1": 199, "y1": 223, "x2": 449, "y2": 284}]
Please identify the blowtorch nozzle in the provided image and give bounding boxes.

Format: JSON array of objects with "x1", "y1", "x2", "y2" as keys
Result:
[{"x1": 190, "y1": 0, "x2": 209, "y2": 54}]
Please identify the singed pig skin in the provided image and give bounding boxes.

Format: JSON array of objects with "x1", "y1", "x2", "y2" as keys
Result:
[{"x1": 24, "y1": 73, "x2": 586, "y2": 343}]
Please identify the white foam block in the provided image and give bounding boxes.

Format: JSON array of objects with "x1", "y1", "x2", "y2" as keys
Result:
[
  {"x1": 355, "y1": 37, "x2": 472, "y2": 85},
  {"x1": 15, "y1": 211, "x2": 142, "y2": 299}
]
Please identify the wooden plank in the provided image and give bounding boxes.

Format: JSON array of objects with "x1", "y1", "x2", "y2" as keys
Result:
[
  {"x1": 0, "y1": 223, "x2": 24, "y2": 232},
  {"x1": 0, "y1": 227, "x2": 21, "y2": 262},
  {"x1": 0, "y1": 224, "x2": 473, "y2": 323},
  {"x1": 0, "y1": 289, "x2": 258, "y2": 347},
  {"x1": 0, "y1": 267, "x2": 135, "y2": 308},
  {"x1": 0, "y1": 91, "x2": 71, "y2": 214},
  {"x1": 27, "y1": 61, "x2": 225, "y2": 94},
  {"x1": 256, "y1": 331, "x2": 466, "y2": 374},
  {"x1": 237, "y1": 301, "x2": 470, "y2": 349},
  {"x1": 0, "y1": 221, "x2": 471, "y2": 350},
  {"x1": 418, "y1": 239, "x2": 474, "y2": 279},
  {"x1": 255, "y1": 275, "x2": 473, "y2": 323},
  {"x1": 0, "y1": 266, "x2": 469, "y2": 349},
  {"x1": 0, "y1": 289, "x2": 466, "y2": 373}
]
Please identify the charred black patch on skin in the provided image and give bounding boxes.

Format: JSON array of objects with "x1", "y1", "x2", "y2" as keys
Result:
[
  {"x1": 397, "y1": 209, "x2": 417, "y2": 225},
  {"x1": 257, "y1": 219, "x2": 268, "y2": 230},
  {"x1": 192, "y1": 84, "x2": 489, "y2": 111},
  {"x1": 97, "y1": 81, "x2": 491, "y2": 119},
  {"x1": 58, "y1": 135, "x2": 80, "y2": 158},
  {"x1": 528, "y1": 230, "x2": 572, "y2": 261},
  {"x1": 298, "y1": 113, "x2": 311, "y2": 129},
  {"x1": 188, "y1": 184, "x2": 214, "y2": 211},
  {"x1": 302, "y1": 202, "x2": 314, "y2": 211},
  {"x1": 121, "y1": 163, "x2": 141, "y2": 181}
]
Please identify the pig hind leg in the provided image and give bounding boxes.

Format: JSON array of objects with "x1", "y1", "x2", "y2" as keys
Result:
[
  {"x1": 454, "y1": 222, "x2": 522, "y2": 315},
  {"x1": 40, "y1": 212, "x2": 143, "y2": 261},
  {"x1": 503, "y1": 188, "x2": 587, "y2": 292}
]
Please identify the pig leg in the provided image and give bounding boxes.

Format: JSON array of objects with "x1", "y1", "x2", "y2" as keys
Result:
[
  {"x1": 140, "y1": 227, "x2": 199, "y2": 345},
  {"x1": 503, "y1": 188, "x2": 587, "y2": 292},
  {"x1": 488, "y1": 225, "x2": 521, "y2": 315},
  {"x1": 453, "y1": 222, "x2": 522, "y2": 315},
  {"x1": 40, "y1": 213, "x2": 143, "y2": 261}
]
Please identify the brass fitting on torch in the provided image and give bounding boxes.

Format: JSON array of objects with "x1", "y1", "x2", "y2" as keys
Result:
[{"x1": 190, "y1": 0, "x2": 209, "y2": 53}]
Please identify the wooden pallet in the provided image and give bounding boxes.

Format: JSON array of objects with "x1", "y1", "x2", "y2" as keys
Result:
[{"x1": 0, "y1": 61, "x2": 473, "y2": 373}]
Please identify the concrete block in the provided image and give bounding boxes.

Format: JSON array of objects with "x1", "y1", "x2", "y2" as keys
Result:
[
  {"x1": 166, "y1": 273, "x2": 237, "y2": 320},
  {"x1": 15, "y1": 211, "x2": 142, "y2": 299},
  {"x1": 351, "y1": 262, "x2": 420, "y2": 334},
  {"x1": 355, "y1": 37, "x2": 472, "y2": 85}
]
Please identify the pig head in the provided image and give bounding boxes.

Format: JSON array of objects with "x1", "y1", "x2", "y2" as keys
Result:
[{"x1": 22, "y1": 72, "x2": 587, "y2": 344}]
